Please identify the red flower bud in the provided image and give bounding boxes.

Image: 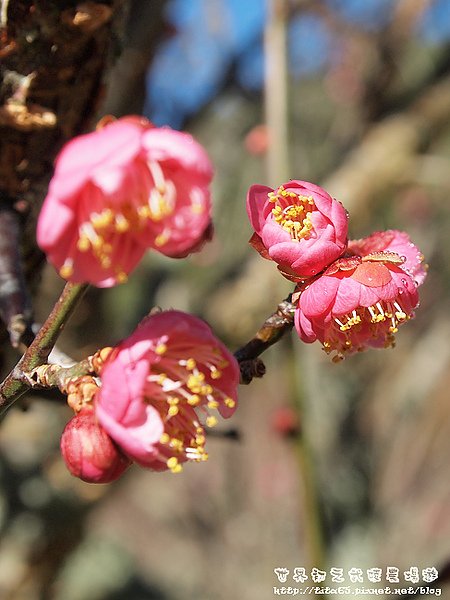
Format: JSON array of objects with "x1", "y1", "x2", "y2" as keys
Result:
[
  {"x1": 271, "y1": 406, "x2": 301, "y2": 438},
  {"x1": 61, "y1": 406, "x2": 131, "y2": 483}
]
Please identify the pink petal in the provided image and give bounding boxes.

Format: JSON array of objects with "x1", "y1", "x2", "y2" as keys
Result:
[
  {"x1": 294, "y1": 308, "x2": 317, "y2": 342},
  {"x1": 299, "y1": 276, "x2": 339, "y2": 317},
  {"x1": 351, "y1": 262, "x2": 392, "y2": 287},
  {"x1": 96, "y1": 401, "x2": 163, "y2": 466},
  {"x1": 50, "y1": 120, "x2": 144, "y2": 199},
  {"x1": 246, "y1": 184, "x2": 273, "y2": 234},
  {"x1": 332, "y1": 277, "x2": 363, "y2": 314},
  {"x1": 143, "y1": 128, "x2": 213, "y2": 179}
]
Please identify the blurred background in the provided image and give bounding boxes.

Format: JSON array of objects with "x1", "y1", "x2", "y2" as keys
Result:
[{"x1": 1, "y1": 0, "x2": 450, "y2": 598}]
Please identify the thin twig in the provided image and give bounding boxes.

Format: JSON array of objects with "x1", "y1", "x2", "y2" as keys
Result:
[
  {"x1": 234, "y1": 295, "x2": 295, "y2": 383},
  {"x1": 0, "y1": 281, "x2": 88, "y2": 415},
  {"x1": 24, "y1": 357, "x2": 96, "y2": 392}
]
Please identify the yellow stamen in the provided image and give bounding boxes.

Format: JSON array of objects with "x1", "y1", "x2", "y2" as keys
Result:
[
  {"x1": 154, "y1": 231, "x2": 170, "y2": 247},
  {"x1": 77, "y1": 236, "x2": 90, "y2": 252},
  {"x1": 270, "y1": 190, "x2": 316, "y2": 242},
  {"x1": 206, "y1": 415, "x2": 218, "y2": 428},
  {"x1": 116, "y1": 271, "x2": 128, "y2": 284},
  {"x1": 170, "y1": 438, "x2": 184, "y2": 452},
  {"x1": 210, "y1": 368, "x2": 222, "y2": 379},
  {"x1": 168, "y1": 405, "x2": 179, "y2": 417},
  {"x1": 91, "y1": 209, "x2": 114, "y2": 229},
  {"x1": 115, "y1": 214, "x2": 130, "y2": 232},
  {"x1": 59, "y1": 263, "x2": 74, "y2": 278},
  {"x1": 167, "y1": 456, "x2": 183, "y2": 473}
]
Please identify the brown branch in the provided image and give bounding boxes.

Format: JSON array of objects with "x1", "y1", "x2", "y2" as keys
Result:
[
  {"x1": 234, "y1": 295, "x2": 295, "y2": 384},
  {"x1": 0, "y1": 0, "x2": 123, "y2": 377},
  {"x1": 23, "y1": 293, "x2": 297, "y2": 392},
  {"x1": 23, "y1": 344, "x2": 113, "y2": 392}
]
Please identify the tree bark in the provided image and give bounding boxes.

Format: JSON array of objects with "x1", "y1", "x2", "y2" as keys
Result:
[{"x1": 0, "y1": 0, "x2": 118, "y2": 348}]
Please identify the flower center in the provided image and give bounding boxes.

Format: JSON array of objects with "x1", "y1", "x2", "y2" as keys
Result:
[
  {"x1": 145, "y1": 342, "x2": 235, "y2": 473},
  {"x1": 60, "y1": 160, "x2": 181, "y2": 281},
  {"x1": 268, "y1": 186, "x2": 315, "y2": 242},
  {"x1": 322, "y1": 299, "x2": 411, "y2": 362}
]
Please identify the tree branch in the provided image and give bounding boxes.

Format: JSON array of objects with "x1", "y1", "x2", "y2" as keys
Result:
[
  {"x1": 0, "y1": 281, "x2": 88, "y2": 415},
  {"x1": 234, "y1": 295, "x2": 295, "y2": 384}
]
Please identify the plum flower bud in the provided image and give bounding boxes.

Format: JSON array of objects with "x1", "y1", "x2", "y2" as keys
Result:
[
  {"x1": 95, "y1": 310, "x2": 239, "y2": 473},
  {"x1": 295, "y1": 238, "x2": 424, "y2": 361},
  {"x1": 246, "y1": 180, "x2": 348, "y2": 279},
  {"x1": 37, "y1": 117, "x2": 213, "y2": 287},
  {"x1": 61, "y1": 406, "x2": 131, "y2": 483}
]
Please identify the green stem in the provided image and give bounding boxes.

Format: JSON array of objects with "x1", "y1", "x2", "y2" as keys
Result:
[
  {"x1": 0, "y1": 282, "x2": 88, "y2": 414},
  {"x1": 22, "y1": 282, "x2": 88, "y2": 371},
  {"x1": 26, "y1": 357, "x2": 95, "y2": 392},
  {"x1": 296, "y1": 425, "x2": 326, "y2": 569},
  {"x1": 288, "y1": 340, "x2": 326, "y2": 569}
]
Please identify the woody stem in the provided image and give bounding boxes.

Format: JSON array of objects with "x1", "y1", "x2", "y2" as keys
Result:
[
  {"x1": 0, "y1": 281, "x2": 88, "y2": 415},
  {"x1": 288, "y1": 338, "x2": 326, "y2": 570},
  {"x1": 234, "y1": 295, "x2": 295, "y2": 383}
]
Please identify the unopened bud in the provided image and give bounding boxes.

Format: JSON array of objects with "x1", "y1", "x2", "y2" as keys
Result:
[{"x1": 61, "y1": 406, "x2": 131, "y2": 483}]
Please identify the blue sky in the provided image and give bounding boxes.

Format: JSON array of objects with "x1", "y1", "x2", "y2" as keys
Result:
[{"x1": 144, "y1": 0, "x2": 450, "y2": 128}]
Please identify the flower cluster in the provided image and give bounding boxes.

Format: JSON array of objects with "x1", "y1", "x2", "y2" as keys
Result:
[
  {"x1": 37, "y1": 117, "x2": 213, "y2": 287},
  {"x1": 247, "y1": 181, "x2": 426, "y2": 361},
  {"x1": 46, "y1": 120, "x2": 425, "y2": 483},
  {"x1": 61, "y1": 311, "x2": 239, "y2": 482}
]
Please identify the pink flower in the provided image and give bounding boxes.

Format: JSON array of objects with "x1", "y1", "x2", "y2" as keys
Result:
[
  {"x1": 295, "y1": 254, "x2": 420, "y2": 361},
  {"x1": 61, "y1": 406, "x2": 131, "y2": 483},
  {"x1": 95, "y1": 311, "x2": 239, "y2": 473},
  {"x1": 37, "y1": 117, "x2": 213, "y2": 287},
  {"x1": 348, "y1": 229, "x2": 427, "y2": 286},
  {"x1": 247, "y1": 180, "x2": 348, "y2": 279}
]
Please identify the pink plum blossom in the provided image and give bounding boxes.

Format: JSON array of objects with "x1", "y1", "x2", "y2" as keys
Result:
[
  {"x1": 37, "y1": 117, "x2": 213, "y2": 287},
  {"x1": 246, "y1": 180, "x2": 348, "y2": 279},
  {"x1": 61, "y1": 405, "x2": 131, "y2": 483},
  {"x1": 95, "y1": 310, "x2": 239, "y2": 473},
  {"x1": 295, "y1": 254, "x2": 421, "y2": 361}
]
